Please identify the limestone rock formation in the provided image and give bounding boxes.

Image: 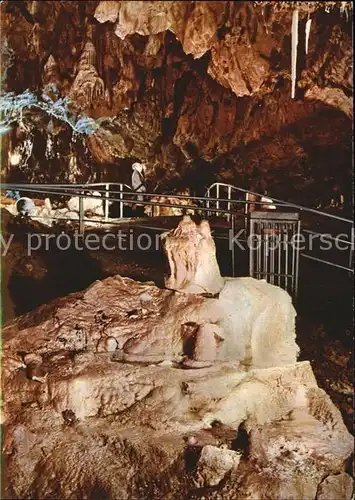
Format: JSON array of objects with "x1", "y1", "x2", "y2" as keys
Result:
[
  {"x1": 94, "y1": 0, "x2": 120, "y2": 24},
  {"x1": 193, "y1": 445, "x2": 242, "y2": 487},
  {"x1": 1, "y1": 269, "x2": 297, "y2": 369},
  {"x1": 2, "y1": 216, "x2": 352, "y2": 498},
  {"x1": 317, "y1": 473, "x2": 354, "y2": 500},
  {"x1": 69, "y1": 41, "x2": 105, "y2": 113},
  {"x1": 162, "y1": 216, "x2": 225, "y2": 295},
  {"x1": 1, "y1": 278, "x2": 353, "y2": 498},
  {"x1": 208, "y1": 37, "x2": 271, "y2": 97},
  {"x1": 97, "y1": 1, "x2": 226, "y2": 59},
  {"x1": 1, "y1": 1, "x2": 352, "y2": 205}
]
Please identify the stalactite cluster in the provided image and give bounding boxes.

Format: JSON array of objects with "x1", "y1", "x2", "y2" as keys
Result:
[{"x1": 0, "y1": 0, "x2": 352, "y2": 205}]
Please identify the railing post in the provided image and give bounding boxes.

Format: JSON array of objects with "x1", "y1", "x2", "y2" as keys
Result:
[
  {"x1": 245, "y1": 191, "x2": 251, "y2": 232},
  {"x1": 293, "y1": 219, "x2": 301, "y2": 303},
  {"x1": 347, "y1": 226, "x2": 353, "y2": 277},
  {"x1": 249, "y1": 217, "x2": 254, "y2": 279},
  {"x1": 105, "y1": 183, "x2": 109, "y2": 221},
  {"x1": 227, "y1": 185, "x2": 232, "y2": 222},
  {"x1": 79, "y1": 193, "x2": 84, "y2": 235},
  {"x1": 206, "y1": 189, "x2": 210, "y2": 218},
  {"x1": 245, "y1": 192, "x2": 249, "y2": 222},
  {"x1": 216, "y1": 184, "x2": 220, "y2": 217},
  {"x1": 119, "y1": 184, "x2": 124, "y2": 219}
]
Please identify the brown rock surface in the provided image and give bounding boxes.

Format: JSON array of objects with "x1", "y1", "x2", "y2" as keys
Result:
[
  {"x1": 1, "y1": 1, "x2": 352, "y2": 204},
  {"x1": 1, "y1": 273, "x2": 353, "y2": 498},
  {"x1": 1, "y1": 223, "x2": 352, "y2": 498}
]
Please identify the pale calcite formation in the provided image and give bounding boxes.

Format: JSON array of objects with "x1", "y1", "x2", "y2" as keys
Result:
[
  {"x1": 1, "y1": 346, "x2": 353, "y2": 499},
  {"x1": 162, "y1": 216, "x2": 225, "y2": 294},
  {"x1": 317, "y1": 473, "x2": 354, "y2": 500},
  {"x1": 1, "y1": 218, "x2": 353, "y2": 499},
  {"x1": 94, "y1": 1, "x2": 226, "y2": 59},
  {"x1": 193, "y1": 445, "x2": 242, "y2": 487}
]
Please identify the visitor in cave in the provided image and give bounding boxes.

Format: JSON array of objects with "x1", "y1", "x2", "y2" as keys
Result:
[{"x1": 131, "y1": 162, "x2": 147, "y2": 217}]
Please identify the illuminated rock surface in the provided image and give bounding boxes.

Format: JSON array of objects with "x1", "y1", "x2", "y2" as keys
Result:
[
  {"x1": 1, "y1": 1, "x2": 352, "y2": 207},
  {"x1": 1, "y1": 219, "x2": 353, "y2": 499}
]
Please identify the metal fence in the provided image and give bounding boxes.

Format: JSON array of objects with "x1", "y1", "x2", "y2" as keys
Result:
[
  {"x1": 205, "y1": 182, "x2": 354, "y2": 277},
  {"x1": 249, "y1": 211, "x2": 301, "y2": 300}
]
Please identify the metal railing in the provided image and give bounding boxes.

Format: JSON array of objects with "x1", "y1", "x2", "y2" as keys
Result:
[
  {"x1": 1, "y1": 182, "x2": 353, "y2": 302},
  {"x1": 205, "y1": 182, "x2": 354, "y2": 276},
  {"x1": 83, "y1": 183, "x2": 132, "y2": 221},
  {"x1": 205, "y1": 182, "x2": 352, "y2": 223}
]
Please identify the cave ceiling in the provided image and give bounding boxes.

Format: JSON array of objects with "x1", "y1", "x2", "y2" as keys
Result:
[{"x1": 0, "y1": 1, "x2": 353, "y2": 200}]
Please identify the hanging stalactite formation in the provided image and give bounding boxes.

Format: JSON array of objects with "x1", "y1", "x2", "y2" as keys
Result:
[
  {"x1": 0, "y1": 0, "x2": 352, "y2": 205},
  {"x1": 291, "y1": 9, "x2": 299, "y2": 99}
]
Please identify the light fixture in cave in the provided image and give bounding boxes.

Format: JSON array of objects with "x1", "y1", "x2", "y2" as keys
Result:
[{"x1": 9, "y1": 151, "x2": 21, "y2": 166}]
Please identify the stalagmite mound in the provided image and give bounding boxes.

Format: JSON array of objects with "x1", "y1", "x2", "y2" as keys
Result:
[{"x1": 1, "y1": 218, "x2": 353, "y2": 499}]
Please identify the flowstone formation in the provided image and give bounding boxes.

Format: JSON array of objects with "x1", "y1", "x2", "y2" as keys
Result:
[{"x1": 1, "y1": 217, "x2": 353, "y2": 499}]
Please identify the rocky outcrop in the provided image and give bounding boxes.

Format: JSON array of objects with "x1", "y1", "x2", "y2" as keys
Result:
[
  {"x1": 1, "y1": 277, "x2": 353, "y2": 498},
  {"x1": 96, "y1": 1, "x2": 227, "y2": 59},
  {"x1": 1, "y1": 216, "x2": 353, "y2": 499},
  {"x1": 1, "y1": 271, "x2": 297, "y2": 369}
]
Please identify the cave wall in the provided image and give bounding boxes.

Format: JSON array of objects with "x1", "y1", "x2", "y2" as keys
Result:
[{"x1": 0, "y1": 1, "x2": 353, "y2": 203}]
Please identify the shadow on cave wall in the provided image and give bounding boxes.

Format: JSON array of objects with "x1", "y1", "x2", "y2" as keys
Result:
[{"x1": 215, "y1": 102, "x2": 352, "y2": 212}]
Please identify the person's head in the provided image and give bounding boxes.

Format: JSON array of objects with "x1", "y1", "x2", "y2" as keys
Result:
[{"x1": 132, "y1": 162, "x2": 145, "y2": 174}]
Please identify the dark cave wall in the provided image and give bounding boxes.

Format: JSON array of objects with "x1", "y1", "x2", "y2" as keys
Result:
[{"x1": 0, "y1": 1, "x2": 353, "y2": 205}]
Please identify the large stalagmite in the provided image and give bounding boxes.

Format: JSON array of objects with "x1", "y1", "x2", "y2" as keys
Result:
[
  {"x1": 162, "y1": 216, "x2": 225, "y2": 294},
  {"x1": 1, "y1": 217, "x2": 353, "y2": 499}
]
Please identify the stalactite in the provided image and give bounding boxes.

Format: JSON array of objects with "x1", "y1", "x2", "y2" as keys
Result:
[
  {"x1": 29, "y1": 1, "x2": 39, "y2": 16},
  {"x1": 80, "y1": 41, "x2": 97, "y2": 67},
  {"x1": 43, "y1": 55, "x2": 61, "y2": 93},
  {"x1": 305, "y1": 18, "x2": 312, "y2": 55},
  {"x1": 0, "y1": 39, "x2": 15, "y2": 83},
  {"x1": 20, "y1": 137, "x2": 34, "y2": 167},
  {"x1": 340, "y1": 2, "x2": 349, "y2": 20},
  {"x1": 45, "y1": 133, "x2": 54, "y2": 159},
  {"x1": 291, "y1": 9, "x2": 299, "y2": 99},
  {"x1": 30, "y1": 23, "x2": 41, "y2": 56}
]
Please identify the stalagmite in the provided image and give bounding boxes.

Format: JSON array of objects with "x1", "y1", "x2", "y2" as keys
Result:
[
  {"x1": 291, "y1": 9, "x2": 299, "y2": 99},
  {"x1": 162, "y1": 216, "x2": 224, "y2": 294}
]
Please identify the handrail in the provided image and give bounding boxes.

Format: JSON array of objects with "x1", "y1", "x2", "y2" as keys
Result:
[
  {"x1": 84, "y1": 182, "x2": 132, "y2": 190},
  {"x1": 1, "y1": 183, "x2": 311, "y2": 207},
  {"x1": 1, "y1": 183, "x2": 239, "y2": 216},
  {"x1": 3, "y1": 183, "x2": 353, "y2": 225},
  {"x1": 206, "y1": 182, "x2": 353, "y2": 224},
  {"x1": 205, "y1": 181, "x2": 353, "y2": 276},
  {"x1": 1, "y1": 182, "x2": 353, "y2": 277}
]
